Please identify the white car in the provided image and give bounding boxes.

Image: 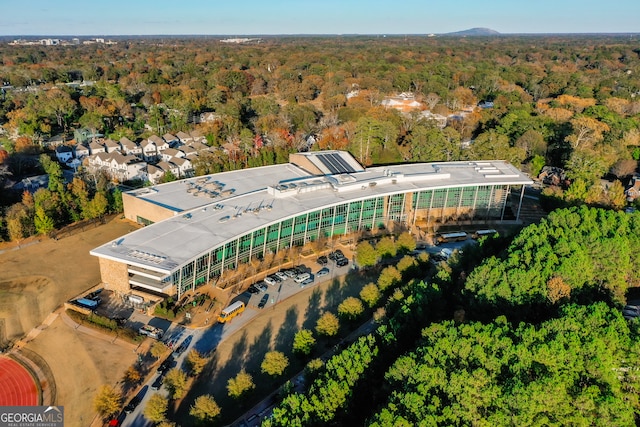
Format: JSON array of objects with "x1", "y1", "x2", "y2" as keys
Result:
[
  {"x1": 275, "y1": 271, "x2": 288, "y2": 281},
  {"x1": 264, "y1": 276, "x2": 277, "y2": 286},
  {"x1": 294, "y1": 273, "x2": 311, "y2": 283}
]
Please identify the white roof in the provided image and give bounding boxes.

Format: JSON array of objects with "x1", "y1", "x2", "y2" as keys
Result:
[{"x1": 91, "y1": 155, "x2": 531, "y2": 275}]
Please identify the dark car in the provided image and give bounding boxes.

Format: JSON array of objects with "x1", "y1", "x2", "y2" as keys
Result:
[
  {"x1": 316, "y1": 255, "x2": 328, "y2": 265},
  {"x1": 151, "y1": 375, "x2": 163, "y2": 390},
  {"x1": 124, "y1": 395, "x2": 141, "y2": 413},
  {"x1": 258, "y1": 294, "x2": 270, "y2": 309},
  {"x1": 328, "y1": 250, "x2": 344, "y2": 260},
  {"x1": 317, "y1": 267, "x2": 330, "y2": 277},
  {"x1": 157, "y1": 356, "x2": 173, "y2": 373},
  {"x1": 174, "y1": 335, "x2": 193, "y2": 355},
  {"x1": 247, "y1": 284, "x2": 260, "y2": 294},
  {"x1": 336, "y1": 257, "x2": 349, "y2": 267}
]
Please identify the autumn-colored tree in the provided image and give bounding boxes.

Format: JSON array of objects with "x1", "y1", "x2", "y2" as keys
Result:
[
  {"x1": 144, "y1": 394, "x2": 168, "y2": 424},
  {"x1": 261, "y1": 351, "x2": 290, "y2": 377},
  {"x1": 123, "y1": 365, "x2": 142, "y2": 385},
  {"x1": 93, "y1": 385, "x2": 121, "y2": 418},
  {"x1": 315, "y1": 312, "x2": 340, "y2": 337},
  {"x1": 355, "y1": 241, "x2": 378, "y2": 268},
  {"x1": 337, "y1": 297, "x2": 365, "y2": 320},
  {"x1": 186, "y1": 349, "x2": 207, "y2": 376},
  {"x1": 360, "y1": 283, "x2": 382, "y2": 308},
  {"x1": 227, "y1": 369, "x2": 255, "y2": 399},
  {"x1": 293, "y1": 329, "x2": 316, "y2": 355},
  {"x1": 164, "y1": 368, "x2": 188, "y2": 399},
  {"x1": 190, "y1": 394, "x2": 221, "y2": 423},
  {"x1": 150, "y1": 341, "x2": 169, "y2": 359},
  {"x1": 547, "y1": 276, "x2": 571, "y2": 303},
  {"x1": 378, "y1": 266, "x2": 402, "y2": 292},
  {"x1": 565, "y1": 116, "x2": 610, "y2": 150},
  {"x1": 395, "y1": 232, "x2": 416, "y2": 253}
]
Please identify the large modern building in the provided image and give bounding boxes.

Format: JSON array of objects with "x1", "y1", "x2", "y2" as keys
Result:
[{"x1": 91, "y1": 151, "x2": 532, "y2": 298}]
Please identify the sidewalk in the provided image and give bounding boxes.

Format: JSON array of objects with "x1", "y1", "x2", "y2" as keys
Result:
[{"x1": 58, "y1": 308, "x2": 139, "y2": 351}]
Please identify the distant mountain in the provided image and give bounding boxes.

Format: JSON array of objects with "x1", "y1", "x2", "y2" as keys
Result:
[{"x1": 444, "y1": 27, "x2": 501, "y2": 36}]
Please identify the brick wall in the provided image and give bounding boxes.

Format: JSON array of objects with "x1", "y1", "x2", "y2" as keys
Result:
[{"x1": 98, "y1": 258, "x2": 129, "y2": 293}]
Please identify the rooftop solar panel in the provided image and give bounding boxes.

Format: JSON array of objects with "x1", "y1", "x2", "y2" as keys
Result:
[
  {"x1": 329, "y1": 153, "x2": 356, "y2": 173},
  {"x1": 317, "y1": 154, "x2": 342, "y2": 174}
]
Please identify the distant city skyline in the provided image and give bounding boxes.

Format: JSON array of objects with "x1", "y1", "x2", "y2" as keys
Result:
[{"x1": 2, "y1": 0, "x2": 639, "y2": 36}]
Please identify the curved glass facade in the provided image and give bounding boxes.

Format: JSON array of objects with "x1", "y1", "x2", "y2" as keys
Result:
[{"x1": 172, "y1": 184, "x2": 512, "y2": 296}]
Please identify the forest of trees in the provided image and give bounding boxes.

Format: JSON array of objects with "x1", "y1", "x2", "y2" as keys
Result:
[
  {"x1": 1, "y1": 35, "x2": 640, "y2": 240},
  {"x1": 263, "y1": 207, "x2": 640, "y2": 426}
]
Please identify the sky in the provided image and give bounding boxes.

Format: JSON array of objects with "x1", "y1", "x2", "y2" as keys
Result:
[{"x1": 2, "y1": 0, "x2": 639, "y2": 36}]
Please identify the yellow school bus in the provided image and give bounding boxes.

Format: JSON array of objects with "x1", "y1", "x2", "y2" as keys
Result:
[{"x1": 217, "y1": 301, "x2": 245, "y2": 323}]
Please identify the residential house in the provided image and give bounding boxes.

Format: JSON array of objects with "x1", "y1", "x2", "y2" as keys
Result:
[
  {"x1": 163, "y1": 133, "x2": 179, "y2": 147},
  {"x1": 146, "y1": 165, "x2": 164, "y2": 184},
  {"x1": 156, "y1": 161, "x2": 179, "y2": 178},
  {"x1": 190, "y1": 130, "x2": 207, "y2": 144},
  {"x1": 119, "y1": 137, "x2": 142, "y2": 157},
  {"x1": 170, "y1": 157, "x2": 193, "y2": 178},
  {"x1": 419, "y1": 111, "x2": 448, "y2": 129},
  {"x1": 381, "y1": 93, "x2": 424, "y2": 112},
  {"x1": 103, "y1": 139, "x2": 121, "y2": 153},
  {"x1": 149, "y1": 135, "x2": 169, "y2": 152},
  {"x1": 626, "y1": 175, "x2": 640, "y2": 202},
  {"x1": 55, "y1": 145, "x2": 74, "y2": 163},
  {"x1": 176, "y1": 131, "x2": 193, "y2": 144},
  {"x1": 160, "y1": 148, "x2": 185, "y2": 162},
  {"x1": 199, "y1": 111, "x2": 219, "y2": 123},
  {"x1": 88, "y1": 141, "x2": 106, "y2": 155},
  {"x1": 86, "y1": 152, "x2": 146, "y2": 182},
  {"x1": 74, "y1": 143, "x2": 90, "y2": 159},
  {"x1": 188, "y1": 141, "x2": 210, "y2": 152},
  {"x1": 140, "y1": 139, "x2": 158, "y2": 162},
  {"x1": 44, "y1": 134, "x2": 67, "y2": 149},
  {"x1": 178, "y1": 145, "x2": 198, "y2": 157}
]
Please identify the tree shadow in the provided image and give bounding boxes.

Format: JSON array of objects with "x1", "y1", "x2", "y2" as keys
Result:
[
  {"x1": 323, "y1": 279, "x2": 342, "y2": 310},
  {"x1": 192, "y1": 323, "x2": 224, "y2": 356},
  {"x1": 273, "y1": 306, "x2": 300, "y2": 353},
  {"x1": 175, "y1": 329, "x2": 249, "y2": 421},
  {"x1": 302, "y1": 288, "x2": 323, "y2": 330},
  {"x1": 244, "y1": 321, "x2": 274, "y2": 370}
]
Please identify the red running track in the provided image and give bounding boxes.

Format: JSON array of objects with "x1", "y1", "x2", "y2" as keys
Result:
[{"x1": 0, "y1": 356, "x2": 38, "y2": 406}]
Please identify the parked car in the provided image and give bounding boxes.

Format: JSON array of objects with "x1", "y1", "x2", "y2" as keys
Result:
[
  {"x1": 264, "y1": 276, "x2": 277, "y2": 286},
  {"x1": 256, "y1": 282, "x2": 268, "y2": 293},
  {"x1": 151, "y1": 375, "x2": 163, "y2": 390},
  {"x1": 301, "y1": 277, "x2": 314, "y2": 286},
  {"x1": 247, "y1": 284, "x2": 260, "y2": 294},
  {"x1": 284, "y1": 269, "x2": 297, "y2": 278},
  {"x1": 124, "y1": 395, "x2": 142, "y2": 413},
  {"x1": 336, "y1": 257, "x2": 349, "y2": 267},
  {"x1": 294, "y1": 273, "x2": 311, "y2": 283},
  {"x1": 316, "y1": 256, "x2": 328, "y2": 265},
  {"x1": 157, "y1": 356, "x2": 173, "y2": 373},
  {"x1": 317, "y1": 267, "x2": 330, "y2": 277},
  {"x1": 258, "y1": 294, "x2": 269, "y2": 309},
  {"x1": 275, "y1": 271, "x2": 288, "y2": 281},
  {"x1": 328, "y1": 250, "x2": 344, "y2": 260}
]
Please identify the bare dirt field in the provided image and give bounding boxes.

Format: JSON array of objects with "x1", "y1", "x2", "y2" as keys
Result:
[
  {"x1": 0, "y1": 216, "x2": 137, "y2": 343},
  {"x1": 24, "y1": 314, "x2": 137, "y2": 427},
  {"x1": 0, "y1": 216, "x2": 140, "y2": 426}
]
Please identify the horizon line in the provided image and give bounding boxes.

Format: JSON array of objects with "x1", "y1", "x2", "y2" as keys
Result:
[{"x1": 2, "y1": 32, "x2": 640, "y2": 38}]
